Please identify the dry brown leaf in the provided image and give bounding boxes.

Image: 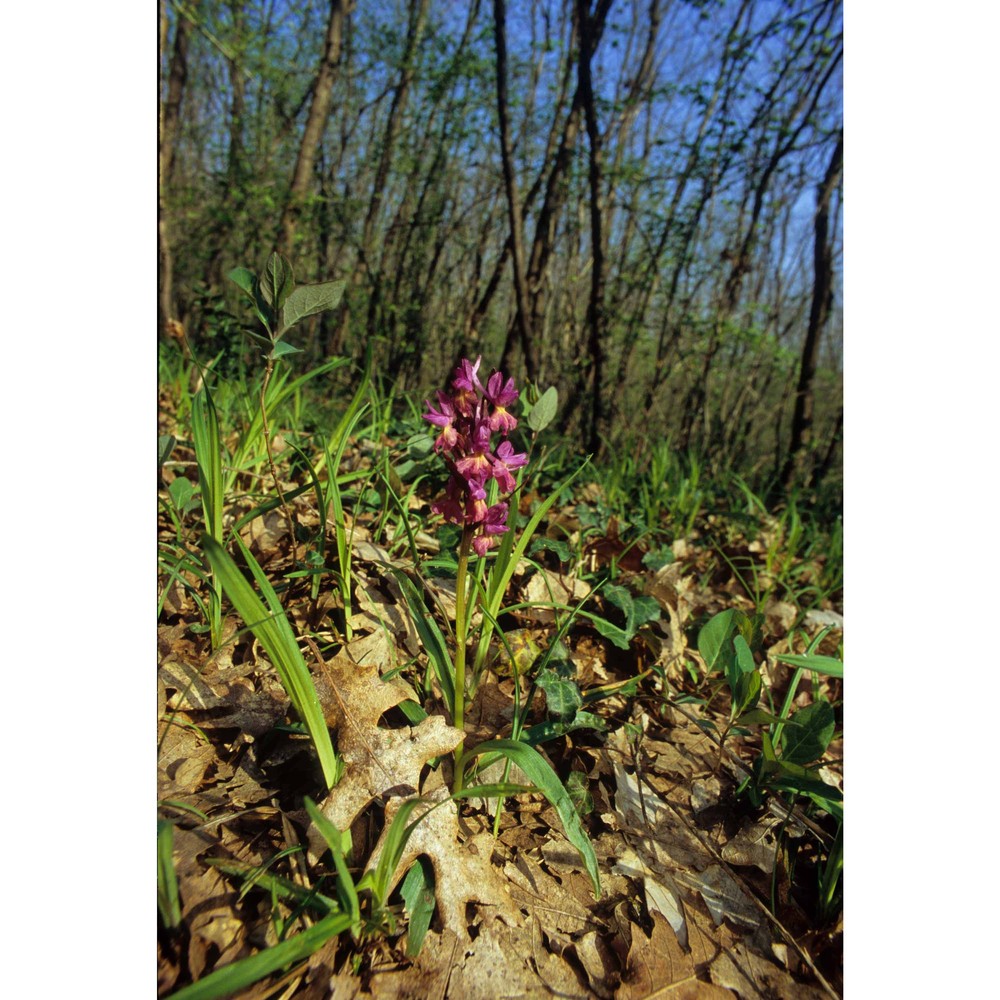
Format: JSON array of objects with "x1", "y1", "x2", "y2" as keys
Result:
[
  {"x1": 171, "y1": 828, "x2": 249, "y2": 982},
  {"x1": 307, "y1": 654, "x2": 529, "y2": 957},
  {"x1": 306, "y1": 711, "x2": 463, "y2": 861},
  {"x1": 353, "y1": 579, "x2": 421, "y2": 655},
  {"x1": 764, "y1": 598, "x2": 798, "y2": 634},
  {"x1": 381, "y1": 923, "x2": 554, "y2": 1000},
  {"x1": 159, "y1": 655, "x2": 289, "y2": 737},
  {"x1": 343, "y1": 623, "x2": 398, "y2": 674},
  {"x1": 691, "y1": 776, "x2": 722, "y2": 814},
  {"x1": 612, "y1": 757, "x2": 706, "y2": 871},
  {"x1": 674, "y1": 865, "x2": 760, "y2": 932},
  {"x1": 616, "y1": 912, "x2": 734, "y2": 999},
  {"x1": 239, "y1": 508, "x2": 290, "y2": 556},
  {"x1": 504, "y1": 852, "x2": 594, "y2": 937},
  {"x1": 720, "y1": 819, "x2": 783, "y2": 876},
  {"x1": 708, "y1": 940, "x2": 830, "y2": 1000},
  {"x1": 523, "y1": 568, "x2": 591, "y2": 622}
]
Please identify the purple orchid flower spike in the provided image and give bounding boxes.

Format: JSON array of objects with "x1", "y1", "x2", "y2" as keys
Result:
[
  {"x1": 423, "y1": 355, "x2": 526, "y2": 558},
  {"x1": 430, "y1": 473, "x2": 465, "y2": 524},
  {"x1": 454, "y1": 419, "x2": 493, "y2": 485}
]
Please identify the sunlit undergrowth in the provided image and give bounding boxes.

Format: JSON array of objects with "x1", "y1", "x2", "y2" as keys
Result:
[{"x1": 158, "y1": 315, "x2": 842, "y2": 999}]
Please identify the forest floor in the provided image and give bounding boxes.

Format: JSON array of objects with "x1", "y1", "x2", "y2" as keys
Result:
[{"x1": 157, "y1": 392, "x2": 843, "y2": 1000}]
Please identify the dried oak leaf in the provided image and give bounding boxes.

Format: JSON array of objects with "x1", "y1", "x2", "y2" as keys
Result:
[
  {"x1": 367, "y1": 786, "x2": 520, "y2": 939},
  {"x1": 308, "y1": 656, "x2": 520, "y2": 938},
  {"x1": 308, "y1": 664, "x2": 458, "y2": 859}
]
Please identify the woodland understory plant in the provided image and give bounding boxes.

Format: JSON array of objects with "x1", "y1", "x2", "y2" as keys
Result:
[{"x1": 422, "y1": 355, "x2": 527, "y2": 791}]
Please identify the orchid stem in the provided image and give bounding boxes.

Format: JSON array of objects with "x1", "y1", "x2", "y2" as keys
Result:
[{"x1": 453, "y1": 527, "x2": 473, "y2": 793}]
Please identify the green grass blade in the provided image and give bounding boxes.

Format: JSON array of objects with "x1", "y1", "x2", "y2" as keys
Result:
[
  {"x1": 157, "y1": 820, "x2": 182, "y2": 930},
  {"x1": 324, "y1": 399, "x2": 371, "y2": 638},
  {"x1": 467, "y1": 739, "x2": 601, "y2": 897},
  {"x1": 400, "y1": 858, "x2": 435, "y2": 957},
  {"x1": 191, "y1": 384, "x2": 225, "y2": 648},
  {"x1": 201, "y1": 535, "x2": 341, "y2": 789},
  {"x1": 361, "y1": 797, "x2": 435, "y2": 908},
  {"x1": 304, "y1": 797, "x2": 359, "y2": 928},
  {"x1": 771, "y1": 652, "x2": 843, "y2": 678},
  {"x1": 314, "y1": 346, "x2": 373, "y2": 476},
  {"x1": 389, "y1": 569, "x2": 455, "y2": 716},
  {"x1": 166, "y1": 910, "x2": 352, "y2": 1000},
  {"x1": 191, "y1": 386, "x2": 224, "y2": 544},
  {"x1": 204, "y1": 858, "x2": 340, "y2": 913}
]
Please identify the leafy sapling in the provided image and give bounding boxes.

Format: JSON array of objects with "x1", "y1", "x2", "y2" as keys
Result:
[{"x1": 228, "y1": 252, "x2": 345, "y2": 539}]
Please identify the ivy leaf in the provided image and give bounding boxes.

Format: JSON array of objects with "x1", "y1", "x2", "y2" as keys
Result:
[
  {"x1": 603, "y1": 584, "x2": 661, "y2": 638},
  {"x1": 536, "y1": 667, "x2": 583, "y2": 721},
  {"x1": 565, "y1": 771, "x2": 594, "y2": 817},
  {"x1": 585, "y1": 613, "x2": 630, "y2": 650},
  {"x1": 529, "y1": 536, "x2": 572, "y2": 564},
  {"x1": 523, "y1": 710, "x2": 606, "y2": 745}
]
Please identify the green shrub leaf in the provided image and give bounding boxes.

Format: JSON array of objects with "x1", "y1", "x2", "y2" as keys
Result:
[
  {"x1": 259, "y1": 251, "x2": 295, "y2": 310},
  {"x1": 527, "y1": 385, "x2": 558, "y2": 432},
  {"x1": 698, "y1": 609, "x2": 738, "y2": 674},
  {"x1": 280, "y1": 280, "x2": 346, "y2": 334}
]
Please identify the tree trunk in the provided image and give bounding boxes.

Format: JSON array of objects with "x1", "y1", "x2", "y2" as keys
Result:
[
  {"x1": 492, "y1": 0, "x2": 538, "y2": 382},
  {"x1": 575, "y1": 0, "x2": 614, "y2": 454},
  {"x1": 335, "y1": 0, "x2": 428, "y2": 362},
  {"x1": 158, "y1": 0, "x2": 191, "y2": 336},
  {"x1": 778, "y1": 128, "x2": 843, "y2": 493},
  {"x1": 278, "y1": 0, "x2": 349, "y2": 257}
]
